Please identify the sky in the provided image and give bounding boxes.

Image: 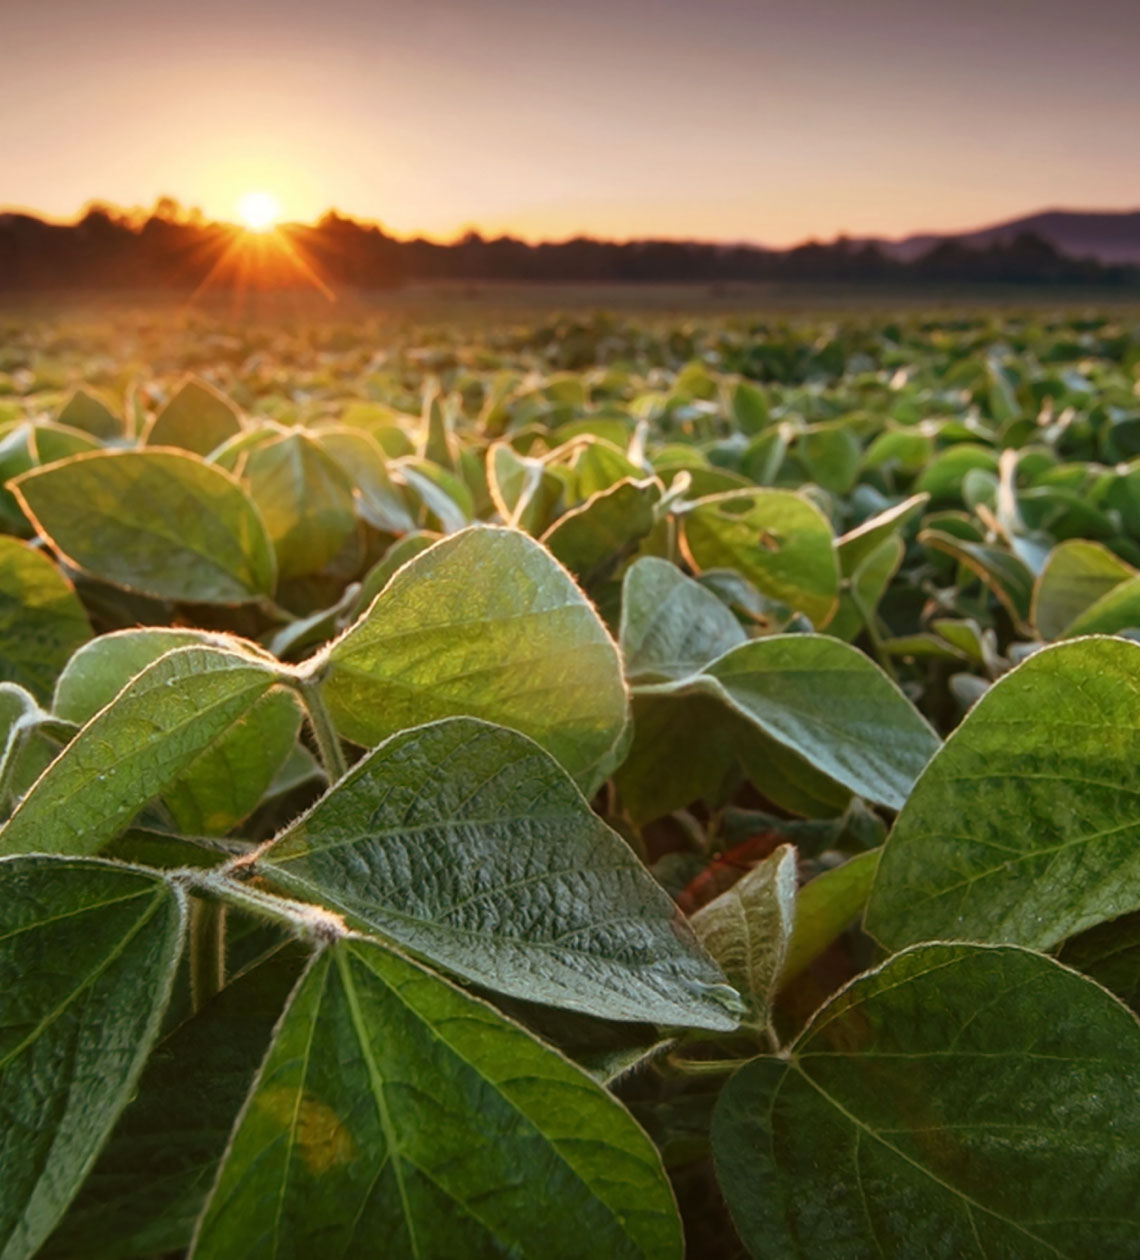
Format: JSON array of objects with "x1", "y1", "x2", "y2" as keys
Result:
[{"x1": 3, "y1": 0, "x2": 1139, "y2": 246}]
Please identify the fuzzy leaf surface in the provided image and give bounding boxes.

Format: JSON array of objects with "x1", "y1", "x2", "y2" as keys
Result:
[{"x1": 259, "y1": 717, "x2": 739, "y2": 1029}]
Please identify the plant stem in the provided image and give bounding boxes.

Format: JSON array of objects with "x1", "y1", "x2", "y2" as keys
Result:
[
  {"x1": 189, "y1": 896, "x2": 226, "y2": 1012},
  {"x1": 175, "y1": 866, "x2": 349, "y2": 945},
  {"x1": 296, "y1": 679, "x2": 348, "y2": 781}
]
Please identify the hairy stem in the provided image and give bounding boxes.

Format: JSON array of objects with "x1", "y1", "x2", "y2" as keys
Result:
[{"x1": 188, "y1": 896, "x2": 226, "y2": 1012}]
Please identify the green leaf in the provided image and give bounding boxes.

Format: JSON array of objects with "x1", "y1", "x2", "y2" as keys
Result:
[
  {"x1": 799, "y1": 422, "x2": 861, "y2": 495},
  {"x1": 55, "y1": 388, "x2": 121, "y2": 439},
  {"x1": 1032, "y1": 539, "x2": 1136, "y2": 639},
  {"x1": 613, "y1": 693, "x2": 740, "y2": 825},
  {"x1": 318, "y1": 526, "x2": 629, "y2": 791},
  {"x1": 0, "y1": 536, "x2": 90, "y2": 703},
  {"x1": 691, "y1": 845, "x2": 796, "y2": 1026},
  {"x1": 682, "y1": 490, "x2": 839, "y2": 628},
  {"x1": 146, "y1": 379, "x2": 243, "y2": 456},
  {"x1": 487, "y1": 441, "x2": 562, "y2": 535},
  {"x1": 542, "y1": 477, "x2": 661, "y2": 585},
  {"x1": 1063, "y1": 576, "x2": 1140, "y2": 638},
  {"x1": 0, "y1": 645, "x2": 288, "y2": 857},
  {"x1": 397, "y1": 458, "x2": 472, "y2": 532},
  {"x1": 636, "y1": 635, "x2": 940, "y2": 811},
  {"x1": 780, "y1": 849, "x2": 879, "y2": 985},
  {"x1": 43, "y1": 947, "x2": 305, "y2": 1260},
  {"x1": 0, "y1": 855, "x2": 185, "y2": 1260},
  {"x1": 713, "y1": 944, "x2": 1140, "y2": 1259},
  {"x1": 729, "y1": 379, "x2": 769, "y2": 435},
  {"x1": 867, "y1": 636, "x2": 1140, "y2": 952},
  {"x1": 827, "y1": 534, "x2": 903, "y2": 642},
  {"x1": 12, "y1": 450, "x2": 276, "y2": 603},
  {"x1": 619, "y1": 556, "x2": 745, "y2": 682},
  {"x1": 244, "y1": 431, "x2": 358, "y2": 580},
  {"x1": 30, "y1": 423, "x2": 102, "y2": 464},
  {"x1": 192, "y1": 938, "x2": 683, "y2": 1259},
  {"x1": 317, "y1": 427, "x2": 417, "y2": 535},
  {"x1": 258, "y1": 717, "x2": 739, "y2": 1029}
]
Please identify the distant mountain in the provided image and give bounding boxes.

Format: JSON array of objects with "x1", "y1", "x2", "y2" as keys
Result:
[{"x1": 869, "y1": 210, "x2": 1140, "y2": 265}]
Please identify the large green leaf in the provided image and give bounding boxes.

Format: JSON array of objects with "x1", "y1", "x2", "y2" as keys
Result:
[
  {"x1": 713, "y1": 944, "x2": 1140, "y2": 1259},
  {"x1": 619, "y1": 556, "x2": 745, "y2": 682},
  {"x1": 681, "y1": 490, "x2": 839, "y2": 628},
  {"x1": 317, "y1": 526, "x2": 629, "y2": 790},
  {"x1": 0, "y1": 856, "x2": 185, "y2": 1260},
  {"x1": 257, "y1": 717, "x2": 739, "y2": 1029},
  {"x1": 866, "y1": 637, "x2": 1140, "y2": 951},
  {"x1": 43, "y1": 947, "x2": 305, "y2": 1260},
  {"x1": 634, "y1": 635, "x2": 939, "y2": 811},
  {"x1": 243, "y1": 431, "x2": 357, "y2": 580},
  {"x1": 192, "y1": 938, "x2": 683, "y2": 1259},
  {"x1": 0, "y1": 536, "x2": 90, "y2": 702},
  {"x1": 145, "y1": 379, "x2": 243, "y2": 455},
  {"x1": 11, "y1": 450, "x2": 276, "y2": 603},
  {"x1": 0, "y1": 645, "x2": 288, "y2": 857}
]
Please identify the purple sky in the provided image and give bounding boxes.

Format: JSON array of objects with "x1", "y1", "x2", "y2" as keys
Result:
[{"x1": 4, "y1": 0, "x2": 1139, "y2": 244}]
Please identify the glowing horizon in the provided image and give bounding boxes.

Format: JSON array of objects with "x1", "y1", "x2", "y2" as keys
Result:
[{"x1": 4, "y1": 0, "x2": 1140, "y2": 251}]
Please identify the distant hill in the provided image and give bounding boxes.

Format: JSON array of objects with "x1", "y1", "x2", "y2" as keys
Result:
[{"x1": 870, "y1": 210, "x2": 1140, "y2": 265}]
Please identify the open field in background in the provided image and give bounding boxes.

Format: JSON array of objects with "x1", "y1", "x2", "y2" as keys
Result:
[{"x1": 3, "y1": 296, "x2": 1140, "y2": 1257}]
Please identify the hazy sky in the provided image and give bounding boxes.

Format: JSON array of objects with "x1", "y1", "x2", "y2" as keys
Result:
[{"x1": 3, "y1": 0, "x2": 1139, "y2": 245}]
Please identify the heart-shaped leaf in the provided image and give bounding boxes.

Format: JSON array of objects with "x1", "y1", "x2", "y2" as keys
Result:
[
  {"x1": 145, "y1": 379, "x2": 243, "y2": 456},
  {"x1": 317, "y1": 526, "x2": 629, "y2": 791},
  {"x1": 634, "y1": 635, "x2": 939, "y2": 811},
  {"x1": 257, "y1": 717, "x2": 739, "y2": 1029},
  {"x1": 619, "y1": 556, "x2": 745, "y2": 682},
  {"x1": 12, "y1": 450, "x2": 276, "y2": 603},
  {"x1": 192, "y1": 937, "x2": 683, "y2": 1259},
  {"x1": 713, "y1": 944, "x2": 1140, "y2": 1259},
  {"x1": 681, "y1": 490, "x2": 839, "y2": 628}
]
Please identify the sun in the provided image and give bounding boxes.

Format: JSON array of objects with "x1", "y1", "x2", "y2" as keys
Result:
[{"x1": 236, "y1": 191, "x2": 281, "y2": 233}]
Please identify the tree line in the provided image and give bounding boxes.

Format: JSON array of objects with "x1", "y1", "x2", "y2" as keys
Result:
[{"x1": 2, "y1": 201, "x2": 1137, "y2": 291}]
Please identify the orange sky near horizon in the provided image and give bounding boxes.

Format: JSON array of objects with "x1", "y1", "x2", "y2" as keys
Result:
[{"x1": 4, "y1": 0, "x2": 1140, "y2": 248}]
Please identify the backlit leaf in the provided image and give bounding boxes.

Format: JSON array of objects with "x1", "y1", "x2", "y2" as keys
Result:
[
  {"x1": 1, "y1": 645, "x2": 288, "y2": 857},
  {"x1": 12, "y1": 450, "x2": 275, "y2": 603},
  {"x1": 318, "y1": 526, "x2": 629, "y2": 790}
]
